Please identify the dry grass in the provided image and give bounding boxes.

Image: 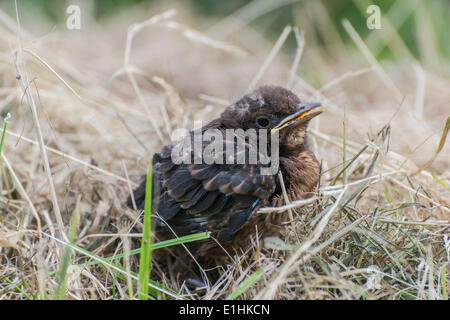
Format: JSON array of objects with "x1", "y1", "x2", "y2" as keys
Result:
[{"x1": 0, "y1": 1, "x2": 448, "y2": 300}]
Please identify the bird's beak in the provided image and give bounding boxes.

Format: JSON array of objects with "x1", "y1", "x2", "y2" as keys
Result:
[{"x1": 271, "y1": 102, "x2": 323, "y2": 135}]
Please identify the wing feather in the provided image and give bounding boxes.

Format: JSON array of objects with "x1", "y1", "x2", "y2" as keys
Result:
[{"x1": 129, "y1": 127, "x2": 278, "y2": 243}]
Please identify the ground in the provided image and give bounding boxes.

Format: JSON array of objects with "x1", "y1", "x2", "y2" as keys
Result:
[{"x1": 0, "y1": 2, "x2": 448, "y2": 300}]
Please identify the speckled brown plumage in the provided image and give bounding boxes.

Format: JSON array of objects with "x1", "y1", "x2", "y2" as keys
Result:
[{"x1": 127, "y1": 85, "x2": 322, "y2": 274}]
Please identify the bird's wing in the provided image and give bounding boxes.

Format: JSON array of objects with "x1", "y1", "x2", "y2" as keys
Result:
[{"x1": 131, "y1": 130, "x2": 277, "y2": 242}]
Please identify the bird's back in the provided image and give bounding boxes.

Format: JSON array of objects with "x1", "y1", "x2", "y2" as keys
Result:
[{"x1": 128, "y1": 125, "x2": 278, "y2": 247}]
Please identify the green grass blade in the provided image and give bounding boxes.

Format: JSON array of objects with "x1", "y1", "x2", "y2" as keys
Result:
[
  {"x1": 151, "y1": 231, "x2": 211, "y2": 249},
  {"x1": 225, "y1": 267, "x2": 264, "y2": 300},
  {"x1": 430, "y1": 172, "x2": 449, "y2": 190},
  {"x1": 138, "y1": 158, "x2": 153, "y2": 300},
  {"x1": 1, "y1": 275, "x2": 32, "y2": 300},
  {"x1": 74, "y1": 232, "x2": 211, "y2": 270},
  {"x1": 0, "y1": 113, "x2": 11, "y2": 155},
  {"x1": 53, "y1": 196, "x2": 80, "y2": 300},
  {"x1": 382, "y1": 189, "x2": 391, "y2": 203}
]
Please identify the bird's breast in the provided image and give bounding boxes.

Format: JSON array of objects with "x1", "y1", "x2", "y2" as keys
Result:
[{"x1": 279, "y1": 149, "x2": 320, "y2": 198}]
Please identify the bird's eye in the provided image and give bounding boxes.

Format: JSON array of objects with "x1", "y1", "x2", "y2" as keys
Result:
[{"x1": 256, "y1": 115, "x2": 271, "y2": 128}]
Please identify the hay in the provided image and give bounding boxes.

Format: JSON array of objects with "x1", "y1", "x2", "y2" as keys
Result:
[{"x1": 0, "y1": 1, "x2": 448, "y2": 300}]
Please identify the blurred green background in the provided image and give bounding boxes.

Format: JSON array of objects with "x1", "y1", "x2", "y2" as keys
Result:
[{"x1": 2, "y1": 0, "x2": 449, "y2": 66}]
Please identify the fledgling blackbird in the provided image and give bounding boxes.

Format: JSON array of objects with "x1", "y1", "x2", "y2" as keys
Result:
[{"x1": 127, "y1": 85, "x2": 322, "y2": 268}]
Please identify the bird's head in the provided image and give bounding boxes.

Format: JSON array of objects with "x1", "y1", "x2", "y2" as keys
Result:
[{"x1": 220, "y1": 86, "x2": 323, "y2": 148}]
